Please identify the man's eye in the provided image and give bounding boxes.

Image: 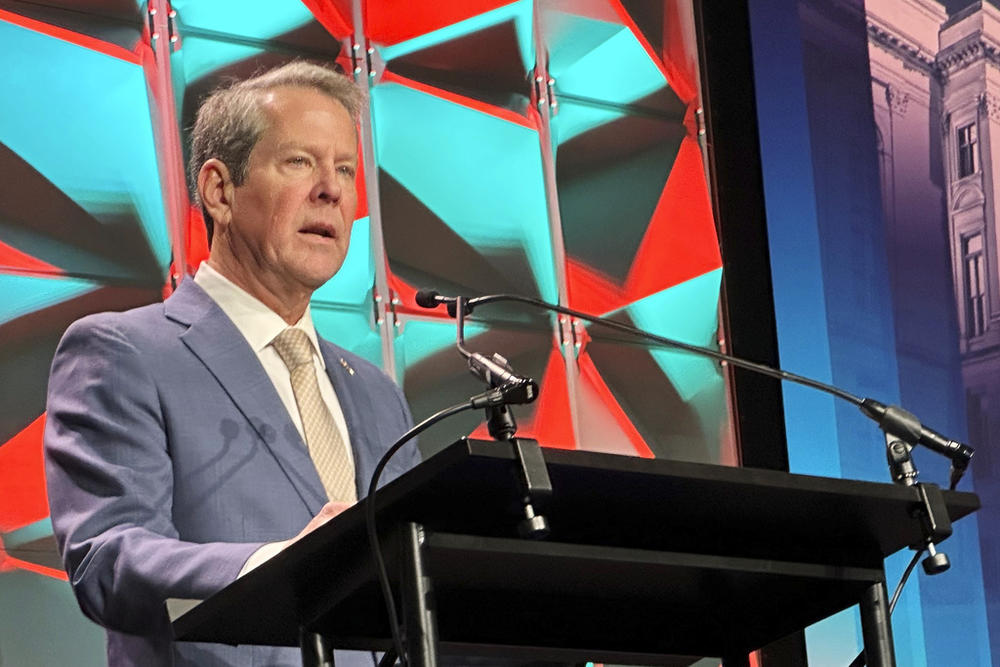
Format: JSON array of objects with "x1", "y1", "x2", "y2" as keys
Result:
[
  {"x1": 338, "y1": 165, "x2": 356, "y2": 178},
  {"x1": 287, "y1": 156, "x2": 310, "y2": 167}
]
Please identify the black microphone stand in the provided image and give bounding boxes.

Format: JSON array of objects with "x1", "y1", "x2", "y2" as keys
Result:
[
  {"x1": 883, "y1": 438, "x2": 952, "y2": 574},
  {"x1": 453, "y1": 296, "x2": 551, "y2": 539}
]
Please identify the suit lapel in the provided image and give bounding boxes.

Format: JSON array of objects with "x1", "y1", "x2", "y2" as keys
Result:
[{"x1": 165, "y1": 280, "x2": 328, "y2": 516}]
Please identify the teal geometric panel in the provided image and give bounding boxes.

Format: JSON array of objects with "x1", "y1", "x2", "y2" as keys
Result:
[
  {"x1": 372, "y1": 81, "x2": 557, "y2": 302},
  {"x1": 0, "y1": 275, "x2": 99, "y2": 327},
  {"x1": 0, "y1": 19, "x2": 170, "y2": 276}
]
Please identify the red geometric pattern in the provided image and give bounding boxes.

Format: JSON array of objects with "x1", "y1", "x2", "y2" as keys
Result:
[
  {"x1": 625, "y1": 136, "x2": 721, "y2": 303},
  {"x1": 0, "y1": 240, "x2": 63, "y2": 276},
  {"x1": 366, "y1": 0, "x2": 519, "y2": 46},
  {"x1": 0, "y1": 414, "x2": 48, "y2": 534}
]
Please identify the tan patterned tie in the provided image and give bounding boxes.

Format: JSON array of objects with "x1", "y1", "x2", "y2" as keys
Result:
[{"x1": 272, "y1": 328, "x2": 357, "y2": 503}]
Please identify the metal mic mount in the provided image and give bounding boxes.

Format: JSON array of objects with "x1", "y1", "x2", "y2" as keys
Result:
[
  {"x1": 448, "y1": 295, "x2": 550, "y2": 539},
  {"x1": 886, "y1": 440, "x2": 917, "y2": 487},
  {"x1": 912, "y1": 482, "x2": 952, "y2": 575},
  {"x1": 884, "y1": 434, "x2": 951, "y2": 575},
  {"x1": 860, "y1": 399, "x2": 973, "y2": 489}
]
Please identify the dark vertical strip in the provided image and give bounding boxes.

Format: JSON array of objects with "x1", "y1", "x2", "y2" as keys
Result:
[
  {"x1": 693, "y1": 2, "x2": 808, "y2": 665},
  {"x1": 693, "y1": 0, "x2": 789, "y2": 472}
]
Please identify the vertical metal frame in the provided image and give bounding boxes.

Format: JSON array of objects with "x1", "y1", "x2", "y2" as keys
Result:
[
  {"x1": 147, "y1": 0, "x2": 189, "y2": 284},
  {"x1": 530, "y1": 0, "x2": 584, "y2": 450},
  {"x1": 350, "y1": 0, "x2": 399, "y2": 381}
]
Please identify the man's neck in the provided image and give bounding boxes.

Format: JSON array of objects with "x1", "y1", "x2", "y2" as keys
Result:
[{"x1": 206, "y1": 256, "x2": 308, "y2": 325}]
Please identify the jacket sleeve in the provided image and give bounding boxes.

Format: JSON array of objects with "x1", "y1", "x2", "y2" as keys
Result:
[
  {"x1": 43, "y1": 314, "x2": 262, "y2": 635},
  {"x1": 392, "y1": 379, "x2": 422, "y2": 474}
]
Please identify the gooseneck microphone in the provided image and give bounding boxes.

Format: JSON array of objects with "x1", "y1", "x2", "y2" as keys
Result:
[
  {"x1": 414, "y1": 289, "x2": 974, "y2": 488},
  {"x1": 417, "y1": 290, "x2": 538, "y2": 406}
]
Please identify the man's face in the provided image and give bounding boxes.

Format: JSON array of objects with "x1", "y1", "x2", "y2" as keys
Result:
[{"x1": 225, "y1": 86, "x2": 359, "y2": 295}]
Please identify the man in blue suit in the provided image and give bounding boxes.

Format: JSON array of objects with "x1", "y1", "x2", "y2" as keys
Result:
[{"x1": 44, "y1": 62, "x2": 419, "y2": 666}]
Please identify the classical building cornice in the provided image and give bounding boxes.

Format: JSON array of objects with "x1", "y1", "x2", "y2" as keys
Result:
[
  {"x1": 870, "y1": 12, "x2": 1000, "y2": 85},
  {"x1": 867, "y1": 18, "x2": 939, "y2": 78},
  {"x1": 937, "y1": 33, "x2": 1000, "y2": 80}
]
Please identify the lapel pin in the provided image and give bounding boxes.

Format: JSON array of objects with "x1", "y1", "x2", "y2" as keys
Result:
[{"x1": 339, "y1": 357, "x2": 355, "y2": 375}]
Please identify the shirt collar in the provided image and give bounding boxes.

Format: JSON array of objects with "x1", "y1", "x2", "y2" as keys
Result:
[{"x1": 193, "y1": 262, "x2": 326, "y2": 369}]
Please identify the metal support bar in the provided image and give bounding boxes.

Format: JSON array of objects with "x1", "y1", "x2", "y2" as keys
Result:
[
  {"x1": 399, "y1": 522, "x2": 438, "y2": 667},
  {"x1": 859, "y1": 581, "x2": 896, "y2": 667},
  {"x1": 299, "y1": 627, "x2": 335, "y2": 667}
]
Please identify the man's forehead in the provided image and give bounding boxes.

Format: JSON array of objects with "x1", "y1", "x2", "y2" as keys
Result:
[
  {"x1": 255, "y1": 88, "x2": 358, "y2": 149},
  {"x1": 257, "y1": 85, "x2": 350, "y2": 116}
]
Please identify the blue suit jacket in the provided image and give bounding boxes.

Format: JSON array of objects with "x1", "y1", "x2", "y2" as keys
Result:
[{"x1": 44, "y1": 279, "x2": 419, "y2": 666}]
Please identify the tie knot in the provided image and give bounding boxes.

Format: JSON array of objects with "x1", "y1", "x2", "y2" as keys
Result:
[{"x1": 272, "y1": 327, "x2": 314, "y2": 370}]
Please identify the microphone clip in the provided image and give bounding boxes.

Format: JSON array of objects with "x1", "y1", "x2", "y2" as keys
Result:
[
  {"x1": 467, "y1": 352, "x2": 539, "y2": 406},
  {"x1": 886, "y1": 438, "x2": 918, "y2": 487},
  {"x1": 446, "y1": 299, "x2": 473, "y2": 318}
]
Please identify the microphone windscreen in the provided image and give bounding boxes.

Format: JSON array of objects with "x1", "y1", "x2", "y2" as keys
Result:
[{"x1": 414, "y1": 289, "x2": 441, "y2": 308}]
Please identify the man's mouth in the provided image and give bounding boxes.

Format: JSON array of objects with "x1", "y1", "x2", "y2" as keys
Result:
[{"x1": 300, "y1": 223, "x2": 335, "y2": 239}]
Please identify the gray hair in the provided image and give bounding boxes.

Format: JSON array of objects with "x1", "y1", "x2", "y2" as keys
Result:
[{"x1": 188, "y1": 61, "x2": 363, "y2": 245}]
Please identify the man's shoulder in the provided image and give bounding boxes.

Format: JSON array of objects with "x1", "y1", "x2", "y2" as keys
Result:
[
  {"x1": 48, "y1": 302, "x2": 178, "y2": 400},
  {"x1": 60, "y1": 301, "x2": 175, "y2": 354},
  {"x1": 66, "y1": 300, "x2": 165, "y2": 334},
  {"x1": 64, "y1": 278, "x2": 215, "y2": 340}
]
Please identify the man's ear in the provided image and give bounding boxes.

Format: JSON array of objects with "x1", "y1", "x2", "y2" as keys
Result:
[{"x1": 198, "y1": 159, "x2": 236, "y2": 232}]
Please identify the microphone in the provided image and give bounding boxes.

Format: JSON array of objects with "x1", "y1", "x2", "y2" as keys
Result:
[
  {"x1": 414, "y1": 289, "x2": 467, "y2": 317},
  {"x1": 859, "y1": 399, "x2": 974, "y2": 490},
  {"x1": 414, "y1": 289, "x2": 443, "y2": 309},
  {"x1": 414, "y1": 288, "x2": 975, "y2": 488}
]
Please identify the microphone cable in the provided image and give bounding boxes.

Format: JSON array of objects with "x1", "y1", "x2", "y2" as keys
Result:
[{"x1": 366, "y1": 388, "x2": 509, "y2": 666}]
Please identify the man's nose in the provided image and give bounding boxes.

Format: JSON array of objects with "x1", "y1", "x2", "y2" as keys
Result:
[{"x1": 314, "y1": 166, "x2": 342, "y2": 203}]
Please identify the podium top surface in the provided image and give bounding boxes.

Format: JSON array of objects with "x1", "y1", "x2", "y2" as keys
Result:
[
  {"x1": 172, "y1": 439, "x2": 979, "y2": 657},
  {"x1": 337, "y1": 438, "x2": 977, "y2": 564}
]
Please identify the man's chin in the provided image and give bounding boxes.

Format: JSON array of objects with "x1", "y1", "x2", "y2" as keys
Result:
[{"x1": 298, "y1": 264, "x2": 346, "y2": 290}]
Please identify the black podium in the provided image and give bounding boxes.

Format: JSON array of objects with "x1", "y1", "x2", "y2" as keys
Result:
[{"x1": 172, "y1": 438, "x2": 980, "y2": 666}]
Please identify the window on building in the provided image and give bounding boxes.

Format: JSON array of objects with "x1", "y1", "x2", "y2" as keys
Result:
[
  {"x1": 964, "y1": 233, "x2": 986, "y2": 337},
  {"x1": 958, "y1": 123, "x2": 978, "y2": 178}
]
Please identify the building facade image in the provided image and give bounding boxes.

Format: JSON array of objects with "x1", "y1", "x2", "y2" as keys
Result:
[{"x1": 867, "y1": 0, "x2": 1000, "y2": 657}]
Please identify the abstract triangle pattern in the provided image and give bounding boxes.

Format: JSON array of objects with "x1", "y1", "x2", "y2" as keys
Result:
[{"x1": 0, "y1": 415, "x2": 49, "y2": 534}]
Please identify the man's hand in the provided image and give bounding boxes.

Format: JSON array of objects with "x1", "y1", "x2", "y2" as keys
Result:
[
  {"x1": 238, "y1": 501, "x2": 353, "y2": 578},
  {"x1": 290, "y1": 500, "x2": 352, "y2": 545}
]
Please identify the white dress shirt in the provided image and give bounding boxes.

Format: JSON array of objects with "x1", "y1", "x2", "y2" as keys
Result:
[
  {"x1": 193, "y1": 262, "x2": 354, "y2": 576},
  {"x1": 194, "y1": 263, "x2": 353, "y2": 456}
]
